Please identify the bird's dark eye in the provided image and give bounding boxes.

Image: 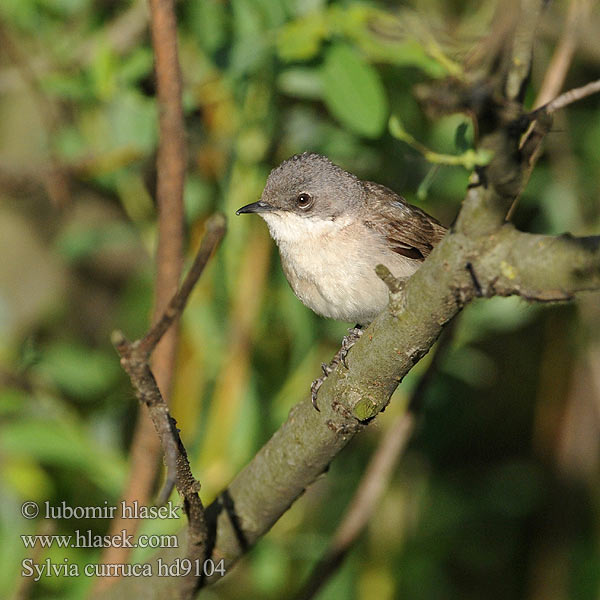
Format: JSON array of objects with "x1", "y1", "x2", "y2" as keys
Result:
[{"x1": 296, "y1": 192, "x2": 313, "y2": 210}]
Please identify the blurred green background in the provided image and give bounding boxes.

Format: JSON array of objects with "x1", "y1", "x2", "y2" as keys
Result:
[{"x1": 1, "y1": 0, "x2": 599, "y2": 598}]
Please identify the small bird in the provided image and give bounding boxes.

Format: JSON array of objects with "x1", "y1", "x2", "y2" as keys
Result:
[{"x1": 236, "y1": 152, "x2": 446, "y2": 407}]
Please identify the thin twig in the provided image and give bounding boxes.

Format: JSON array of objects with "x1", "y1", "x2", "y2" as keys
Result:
[
  {"x1": 93, "y1": 9, "x2": 600, "y2": 597},
  {"x1": 96, "y1": 0, "x2": 187, "y2": 589},
  {"x1": 542, "y1": 78, "x2": 600, "y2": 114},
  {"x1": 110, "y1": 214, "x2": 226, "y2": 599},
  {"x1": 295, "y1": 323, "x2": 457, "y2": 600},
  {"x1": 111, "y1": 332, "x2": 210, "y2": 599},
  {"x1": 139, "y1": 214, "x2": 227, "y2": 356},
  {"x1": 533, "y1": 0, "x2": 591, "y2": 109},
  {"x1": 294, "y1": 414, "x2": 415, "y2": 600},
  {"x1": 152, "y1": 213, "x2": 227, "y2": 505},
  {"x1": 511, "y1": 17, "x2": 600, "y2": 220},
  {"x1": 506, "y1": 0, "x2": 588, "y2": 222}
]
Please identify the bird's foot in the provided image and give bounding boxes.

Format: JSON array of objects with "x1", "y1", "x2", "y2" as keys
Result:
[
  {"x1": 311, "y1": 362, "x2": 333, "y2": 411},
  {"x1": 311, "y1": 326, "x2": 363, "y2": 411},
  {"x1": 339, "y1": 326, "x2": 363, "y2": 368}
]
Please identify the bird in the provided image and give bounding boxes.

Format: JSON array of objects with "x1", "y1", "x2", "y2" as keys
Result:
[{"x1": 236, "y1": 152, "x2": 446, "y2": 408}]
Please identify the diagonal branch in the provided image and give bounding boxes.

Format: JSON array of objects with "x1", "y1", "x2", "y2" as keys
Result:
[
  {"x1": 111, "y1": 213, "x2": 226, "y2": 600},
  {"x1": 97, "y1": 0, "x2": 187, "y2": 585},
  {"x1": 94, "y1": 167, "x2": 600, "y2": 600},
  {"x1": 138, "y1": 214, "x2": 227, "y2": 356},
  {"x1": 94, "y1": 12, "x2": 600, "y2": 597},
  {"x1": 542, "y1": 78, "x2": 600, "y2": 114},
  {"x1": 506, "y1": 0, "x2": 590, "y2": 222},
  {"x1": 294, "y1": 414, "x2": 415, "y2": 600},
  {"x1": 295, "y1": 319, "x2": 458, "y2": 599},
  {"x1": 112, "y1": 331, "x2": 208, "y2": 600},
  {"x1": 199, "y1": 225, "x2": 599, "y2": 584}
]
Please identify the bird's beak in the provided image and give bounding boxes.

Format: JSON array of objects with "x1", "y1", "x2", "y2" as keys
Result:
[{"x1": 235, "y1": 200, "x2": 274, "y2": 215}]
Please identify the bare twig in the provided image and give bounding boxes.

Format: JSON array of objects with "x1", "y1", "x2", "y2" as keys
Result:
[
  {"x1": 506, "y1": 0, "x2": 588, "y2": 222},
  {"x1": 96, "y1": 0, "x2": 187, "y2": 589},
  {"x1": 138, "y1": 214, "x2": 227, "y2": 356},
  {"x1": 294, "y1": 415, "x2": 415, "y2": 600},
  {"x1": 111, "y1": 331, "x2": 210, "y2": 600},
  {"x1": 109, "y1": 214, "x2": 225, "y2": 600},
  {"x1": 507, "y1": 77, "x2": 600, "y2": 221},
  {"x1": 94, "y1": 8, "x2": 600, "y2": 597},
  {"x1": 542, "y1": 78, "x2": 600, "y2": 114},
  {"x1": 534, "y1": 0, "x2": 592, "y2": 109}
]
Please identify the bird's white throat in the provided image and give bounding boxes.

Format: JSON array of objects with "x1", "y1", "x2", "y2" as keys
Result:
[{"x1": 260, "y1": 211, "x2": 353, "y2": 246}]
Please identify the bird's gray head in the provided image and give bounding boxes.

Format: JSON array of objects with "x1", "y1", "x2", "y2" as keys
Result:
[{"x1": 236, "y1": 153, "x2": 364, "y2": 243}]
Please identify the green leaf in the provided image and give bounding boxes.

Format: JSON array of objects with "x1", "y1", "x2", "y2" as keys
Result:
[
  {"x1": 278, "y1": 68, "x2": 324, "y2": 100},
  {"x1": 1, "y1": 418, "x2": 126, "y2": 494},
  {"x1": 321, "y1": 43, "x2": 388, "y2": 138},
  {"x1": 36, "y1": 342, "x2": 122, "y2": 400},
  {"x1": 277, "y1": 13, "x2": 328, "y2": 61},
  {"x1": 185, "y1": 0, "x2": 227, "y2": 53}
]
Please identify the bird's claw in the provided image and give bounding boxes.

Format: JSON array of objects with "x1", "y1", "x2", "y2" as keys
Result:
[
  {"x1": 311, "y1": 377, "x2": 323, "y2": 411},
  {"x1": 340, "y1": 327, "x2": 363, "y2": 368},
  {"x1": 310, "y1": 326, "x2": 363, "y2": 411}
]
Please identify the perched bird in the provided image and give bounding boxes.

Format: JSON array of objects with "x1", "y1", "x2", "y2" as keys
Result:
[{"x1": 236, "y1": 152, "x2": 446, "y2": 407}]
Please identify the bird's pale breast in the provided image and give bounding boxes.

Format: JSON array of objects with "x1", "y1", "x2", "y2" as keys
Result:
[{"x1": 261, "y1": 211, "x2": 418, "y2": 324}]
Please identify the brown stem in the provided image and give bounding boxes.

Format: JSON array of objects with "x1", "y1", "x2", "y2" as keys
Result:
[
  {"x1": 92, "y1": 10, "x2": 600, "y2": 597},
  {"x1": 543, "y1": 78, "x2": 600, "y2": 114},
  {"x1": 139, "y1": 214, "x2": 227, "y2": 356},
  {"x1": 111, "y1": 332, "x2": 209, "y2": 600},
  {"x1": 106, "y1": 214, "x2": 226, "y2": 600},
  {"x1": 294, "y1": 414, "x2": 415, "y2": 600},
  {"x1": 533, "y1": 0, "x2": 591, "y2": 109},
  {"x1": 95, "y1": 0, "x2": 187, "y2": 590},
  {"x1": 506, "y1": 0, "x2": 589, "y2": 222}
]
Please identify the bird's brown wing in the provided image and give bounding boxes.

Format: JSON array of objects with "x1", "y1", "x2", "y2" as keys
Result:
[{"x1": 362, "y1": 181, "x2": 447, "y2": 261}]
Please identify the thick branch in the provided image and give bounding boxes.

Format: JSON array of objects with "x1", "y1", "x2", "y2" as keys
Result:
[
  {"x1": 294, "y1": 414, "x2": 415, "y2": 600},
  {"x1": 95, "y1": 221, "x2": 599, "y2": 600},
  {"x1": 473, "y1": 227, "x2": 600, "y2": 300},
  {"x1": 95, "y1": 14, "x2": 600, "y2": 596},
  {"x1": 295, "y1": 319, "x2": 457, "y2": 599},
  {"x1": 199, "y1": 224, "x2": 599, "y2": 581}
]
